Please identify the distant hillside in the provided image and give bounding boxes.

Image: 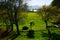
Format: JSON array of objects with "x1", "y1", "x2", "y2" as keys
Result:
[{"x1": 28, "y1": 5, "x2": 41, "y2": 11}]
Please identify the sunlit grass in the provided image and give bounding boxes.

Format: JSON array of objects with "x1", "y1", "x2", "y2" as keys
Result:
[
  {"x1": 13, "y1": 12, "x2": 46, "y2": 30},
  {"x1": 1, "y1": 12, "x2": 59, "y2": 40}
]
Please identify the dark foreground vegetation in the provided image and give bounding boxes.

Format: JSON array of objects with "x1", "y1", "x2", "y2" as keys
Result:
[{"x1": 0, "y1": 0, "x2": 60, "y2": 40}]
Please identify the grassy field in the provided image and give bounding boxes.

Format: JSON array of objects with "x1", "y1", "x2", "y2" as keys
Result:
[
  {"x1": 13, "y1": 12, "x2": 46, "y2": 31},
  {"x1": 0, "y1": 12, "x2": 60, "y2": 40},
  {"x1": 13, "y1": 12, "x2": 60, "y2": 40}
]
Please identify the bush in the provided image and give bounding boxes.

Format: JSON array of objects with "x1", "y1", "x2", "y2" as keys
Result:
[
  {"x1": 22, "y1": 26, "x2": 28, "y2": 30},
  {"x1": 27, "y1": 30, "x2": 35, "y2": 38}
]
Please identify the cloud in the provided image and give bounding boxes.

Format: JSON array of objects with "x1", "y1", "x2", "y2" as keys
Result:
[{"x1": 27, "y1": 0, "x2": 53, "y2": 6}]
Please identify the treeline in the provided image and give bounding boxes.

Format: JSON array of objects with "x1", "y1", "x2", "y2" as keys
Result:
[
  {"x1": 37, "y1": 0, "x2": 60, "y2": 40},
  {"x1": 0, "y1": 0, "x2": 28, "y2": 35}
]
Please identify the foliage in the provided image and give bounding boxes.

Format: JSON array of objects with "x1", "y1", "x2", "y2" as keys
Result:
[
  {"x1": 0, "y1": 0, "x2": 29, "y2": 34},
  {"x1": 52, "y1": 0, "x2": 60, "y2": 8},
  {"x1": 37, "y1": 5, "x2": 59, "y2": 22},
  {"x1": 18, "y1": 12, "x2": 28, "y2": 25}
]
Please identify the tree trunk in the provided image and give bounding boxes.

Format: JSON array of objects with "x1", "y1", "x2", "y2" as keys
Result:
[
  {"x1": 45, "y1": 20, "x2": 51, "y2": 40},
  {"x1": 15, "y1": 21, "x2": 20, "y2": 35},
  {"x1": 44, "y1": 20, "x2": 48, "y2": 29},
  {"x1": 14, "y1": 8, "x2": 20, "y2": 35},
  {"x1": 10, "y1": 21, "x2": 13, "y2": 31},
  {"x1": 8, "y1": 10, "x2": 14, "y2": 32}
]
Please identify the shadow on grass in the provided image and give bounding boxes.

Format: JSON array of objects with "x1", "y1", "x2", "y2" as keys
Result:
[
  {"x1": 0, "y1": 31, "x2": 9, "y2": 38},
  {"x1": 27, "y1": 30, "x2": 35, "y2": 38},
  {"x1": 0, "y1": 31, "x2": 20, "y2": 40},
  {"x1": 51, "y1": 33, "x2": 60, "y2": 40},
  {"x1": 9, "y1": 32, "x2": 20, "y2": 40},
  {"x1": 41, "y1": 32, "x2": 60, "y2": 40}
]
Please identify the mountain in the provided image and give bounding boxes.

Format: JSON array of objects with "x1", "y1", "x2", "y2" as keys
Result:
[{"x1": 28, "y1": 5, "x2": 41, "y2": 11}]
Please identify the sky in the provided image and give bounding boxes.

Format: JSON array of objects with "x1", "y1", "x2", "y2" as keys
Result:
[
  {"x1": 27, "y1": 0, "x2": 53, "y2": 6},
  {"x1": 0, "y1": 0, "x2": 53, "y2": 11},
  {"x1": 0, "y1": 0, "x2": 53, "y2": 7}
]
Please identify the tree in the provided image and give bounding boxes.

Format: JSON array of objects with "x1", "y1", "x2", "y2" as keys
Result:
[
  {"x1": 37, "y1": 5, "x2": 59, "y2": 40},
  {"x1": 52, "y1": 0, "x2": 60, "y2": 8},
  {"x1": 7, "y1": 0, "x2": 28, "y2": 34},
  {"x1": 0, "y1": 9, "x2": 10, "y2": 32},
  {"x1": 37, "y1": 6, "x2": 58, "y2": 27},
  {"x1": 0, "y1": 0, "x2": 28, "y2": 35},
  {"x1": 51, "y1": 0, "x2": 60, "y2": 22}
]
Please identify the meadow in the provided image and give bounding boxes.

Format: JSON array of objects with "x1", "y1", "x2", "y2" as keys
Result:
[
  {"x1": 0, "y1": 12, "x2": 60, "y2": 40},
  {"x1": 13, "y1": 12, "x2": 60, "y2": 40}
]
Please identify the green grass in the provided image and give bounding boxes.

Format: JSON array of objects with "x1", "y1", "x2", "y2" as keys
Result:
[
  {"x1": 7, "y1": 12, "x2": 47, "y2": 40},
  {"x1": 14, "y1": 29, "x2": 60, "y2": 40},
  {"x1": 1, "y1": 12, "x2": 60, "y2": 40},
  {"x1": 14, "y1": 12, "x2": 46, "y2": 30},
  {"x1": 12, "y1": 12, "x2": 48, "y2": 40},
  {"x1": 15, "y1": 30, "x2": 48, "y2": 40}
]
